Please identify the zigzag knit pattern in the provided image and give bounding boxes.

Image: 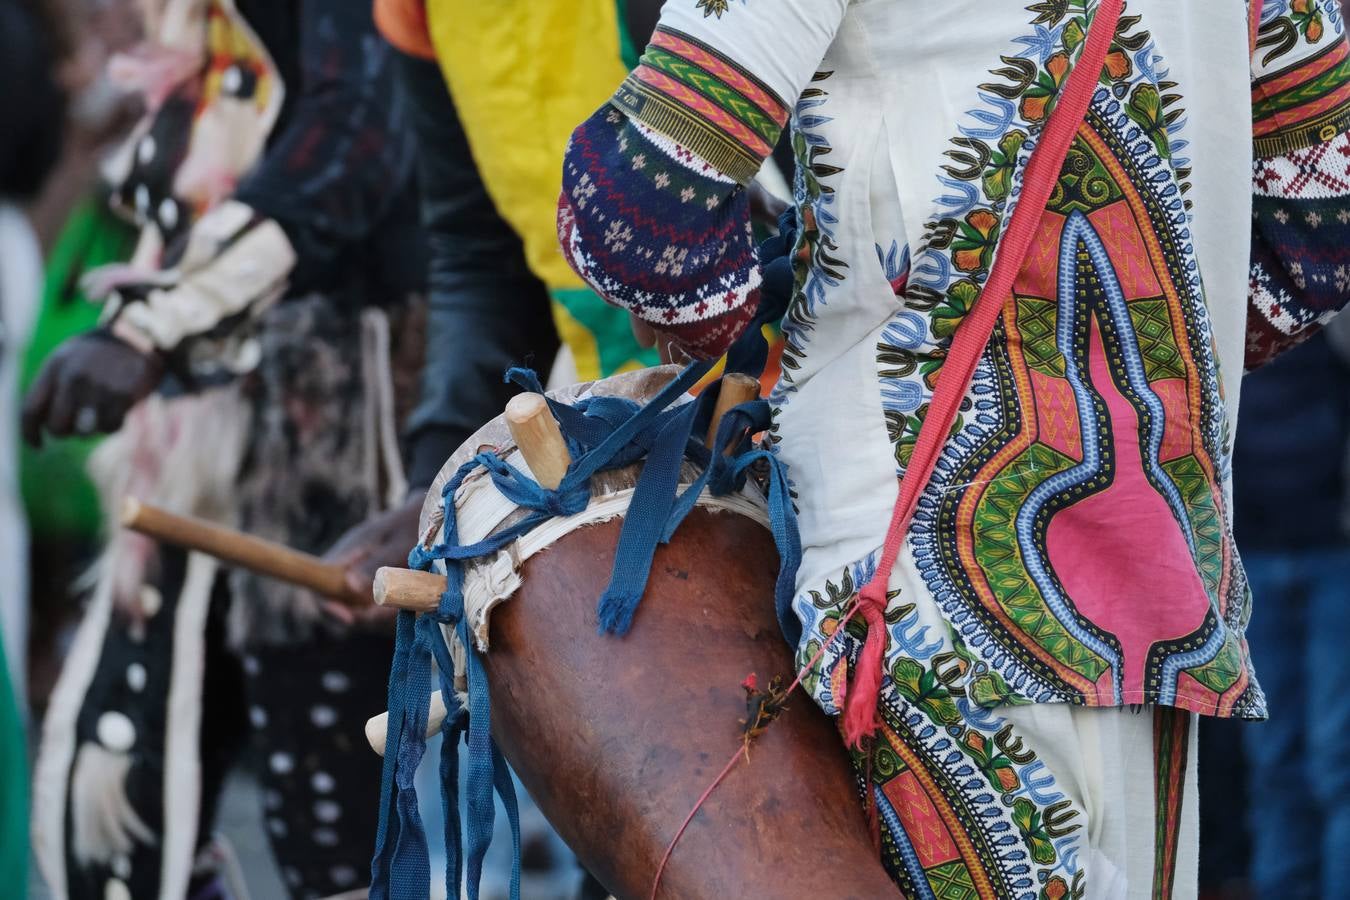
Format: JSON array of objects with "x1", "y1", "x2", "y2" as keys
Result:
[
  {"x1": 1247, "y1": 2, "x2": 1350, "y2": 368},
  {"x1": 559, "y1": 107, "x2": 759, "y2": 359},
  {"x1": 1248, "y1": 128, "x2": 1350, "y2": 368},
  {"x1": 612, "y1": 25, "x2": 788, "y2": 185}
]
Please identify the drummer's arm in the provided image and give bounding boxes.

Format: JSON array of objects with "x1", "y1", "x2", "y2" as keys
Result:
[
  {"x1": 558, "y1": 0, "x2": 846, "y2": 360},
  {"x1": 397, "y1": 50, "x2": 559, "y2": 489},
  {"x1": 1247, "y1": 0, "x2": 1350, "y2": 369},
  {"x1": 111, "y1": 0, "x2": 410, "y2": 357},
  {"x1": 231, "y1": 0, "x2": 413, "y2": 294}
]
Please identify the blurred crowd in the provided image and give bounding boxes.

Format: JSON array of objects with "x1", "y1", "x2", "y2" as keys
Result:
[
  {"x1": 3, "y1": 0, "x2": 601, "y2": 897},
  {"x1": 3, "y1": 0, "x2": 1350, "y2": 899}
]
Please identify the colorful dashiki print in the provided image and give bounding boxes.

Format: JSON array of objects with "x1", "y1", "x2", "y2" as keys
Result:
[
  {"x1": 804, "y1": 557, "x2": 1196, "y2": 899},
  {"x1": 558, "y1": 1, "x2": 1350, "y2": 894},
  {"x1": 561, "y1": 0, "x2": 1350, "y2": 721}
]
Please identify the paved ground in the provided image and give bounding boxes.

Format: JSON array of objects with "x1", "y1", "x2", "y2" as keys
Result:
[
  {"x1": 216, "y1": 770, "x2": 290, "y2": 898},
  {"x1": 26, "y1": 754, "x2": 583, "y2": 900}
]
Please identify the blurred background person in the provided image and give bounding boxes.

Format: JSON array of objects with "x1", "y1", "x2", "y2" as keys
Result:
[
  {"x1": 342, "y1": 3, "x2": 789, "y2": 894},
  {"x1": 335, "y1": 4, "x2": 666, "y2": 896},
  {"x1": 1198, "y1": 4, "x2": 1350, "y2": 898},
  {"x1": 2, "y1": 0, "x2": 72, "y2": 889},
  {"x1": 1197, "y1": 710, "x2": 1252, "y2": 900},
  {"x1": 336, "y1": 0, "x2": 791, "y2": 604},
  {"x1": 2, "y1": 0, "x2": 70, "y2": 724},
  {"x1": 20, "y1": 0, "x2": 143, "y2": 731},
  {"x1": 327, "y1": 0, "x2": 670, "y2": 606},
  {"x1": 22, "y1": 1, "x2": 425, "y2": 898}
]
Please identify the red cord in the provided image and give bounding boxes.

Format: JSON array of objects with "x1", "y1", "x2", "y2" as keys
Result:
[
  {"x1": 647, "y1": 750, "x2": 740, "y2": 900},
  {"x1": 649, "y1": 599, "x2": 865, "y2": 898}
]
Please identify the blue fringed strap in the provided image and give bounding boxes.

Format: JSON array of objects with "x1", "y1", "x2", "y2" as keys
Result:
[{"x1": 372, "y1": 348, "x2": 802, "y2": 898}]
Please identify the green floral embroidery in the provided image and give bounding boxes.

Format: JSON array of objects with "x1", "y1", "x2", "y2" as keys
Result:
[
  {"x1": 983, "y1": 130, "x2": 1028, "y2": 202},
  {"x1": 695, "y1": 0, "x2": 745, "y2": 19},
  {"x1": 892, "y1": 656, "x2": 963, "y2": 726},
  {"x1": 932, "y1": 279, "x2": 982, "y2": 340},
  {"x1": 1126, "y1": 84, "x2": 1172, "y2": 158},
  {"x1": 949, "y1": 209, "x2": 1002, "y2": 275},
  {"x1": 1012, "y1": 798, "x2": 1059, "y2": 865},
  {"x1": 1291, "y1": 0, "x2": 1327, "y2": 43}
]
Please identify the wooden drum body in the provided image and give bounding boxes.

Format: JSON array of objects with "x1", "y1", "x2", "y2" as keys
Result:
[{"x1": 417, "y1": 368, "x2": 896, "y2": 899}]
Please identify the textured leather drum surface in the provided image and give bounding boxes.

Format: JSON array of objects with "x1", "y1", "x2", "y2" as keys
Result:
[
  {"x1": 484, "y1": 509, "x2": 899, "y2": 900},
  {"x1": 420, "y1": 366, "x2": 684, "y2": 545}
]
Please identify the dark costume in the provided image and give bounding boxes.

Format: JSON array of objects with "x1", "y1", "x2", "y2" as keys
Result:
[
  {"x1": 31, "y1": 1, "x2": 424, "y2": 898},
  {"x1": 1, "y1": 0, "x2": 68, "y2": 891}
]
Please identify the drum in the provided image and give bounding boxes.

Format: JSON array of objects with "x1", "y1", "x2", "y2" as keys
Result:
[{"x1": 379, "y1": 366, "x2": 897, "y2": 899}]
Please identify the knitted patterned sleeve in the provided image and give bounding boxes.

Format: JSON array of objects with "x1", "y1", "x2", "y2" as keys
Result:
[
  {"x1": 1247, "y1": 0, "x2": 1350, "y2": 369},
  {"x1": 558, "y1": 0, "x2": 847, "y2": 359}
]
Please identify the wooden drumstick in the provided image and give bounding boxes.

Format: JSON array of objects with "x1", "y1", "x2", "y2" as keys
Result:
[
  {"x1": 706, "y1": 373, "x2": 761, "y2": 448},
  {"x1": 373, "y1": 566, "x2": 444, "y2": 613},
  {"x1": 120, "y1": 497, "x2": 361, "y2": 604},
  {"x1": 367, "y1": 393, "x2": 572, "y2": 617},
  {"x1": 505, "y1": 392, "x2": 571, "y2": 490},
  {"x1": 366, "y1": 689, "x2": 448, "y2": 756}
]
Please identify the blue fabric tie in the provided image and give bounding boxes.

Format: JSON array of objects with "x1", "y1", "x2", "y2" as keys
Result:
[{"x1": 371, "y1": 349, "x2": 801, "y2": 897}]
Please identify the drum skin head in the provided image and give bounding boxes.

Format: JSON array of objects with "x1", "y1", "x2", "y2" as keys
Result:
[{"x1": 419, "y1": 366, "x2": 685, "y2": 544}]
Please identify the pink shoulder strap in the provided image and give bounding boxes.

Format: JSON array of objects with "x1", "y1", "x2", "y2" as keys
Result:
[
  {"x1": 841, "y1": 0, "x2": 1126, "y2": 746},
  {"x1": 1250, "y1": 0, "x2": 1265, "y2": 57}
]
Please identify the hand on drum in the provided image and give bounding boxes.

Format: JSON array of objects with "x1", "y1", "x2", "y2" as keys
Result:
[
  {"x1": 322, "y1": 492, "x2": 424, "y2": 627},
  {"x1": 626, "y1": 201, "x2": 794, "y2": 370},
  {"x1": 629, "y1": 313, "x2": 689, "y2": 366}
]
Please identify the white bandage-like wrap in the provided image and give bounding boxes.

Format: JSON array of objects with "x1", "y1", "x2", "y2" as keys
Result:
[
  {"x1": 107, "y1": 199, "x2": 296, "y2": 355},
  {"x1": 419, "y1": 367, "x2": 772, "y2": 700}
]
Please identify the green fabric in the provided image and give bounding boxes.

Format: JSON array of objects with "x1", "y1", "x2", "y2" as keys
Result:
[
  {"x1": 551, "y1": 286, "x2": 660, "y2": 375},
  {"x1": 0, "y1": 636, "x2": 25, "y2": 892},
  {"x1": 615, "y1": 0, "x2": 641, "y2": 70},
  {"x1": 19, "y1": 199, "x2": 136, "y2": 539}
]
